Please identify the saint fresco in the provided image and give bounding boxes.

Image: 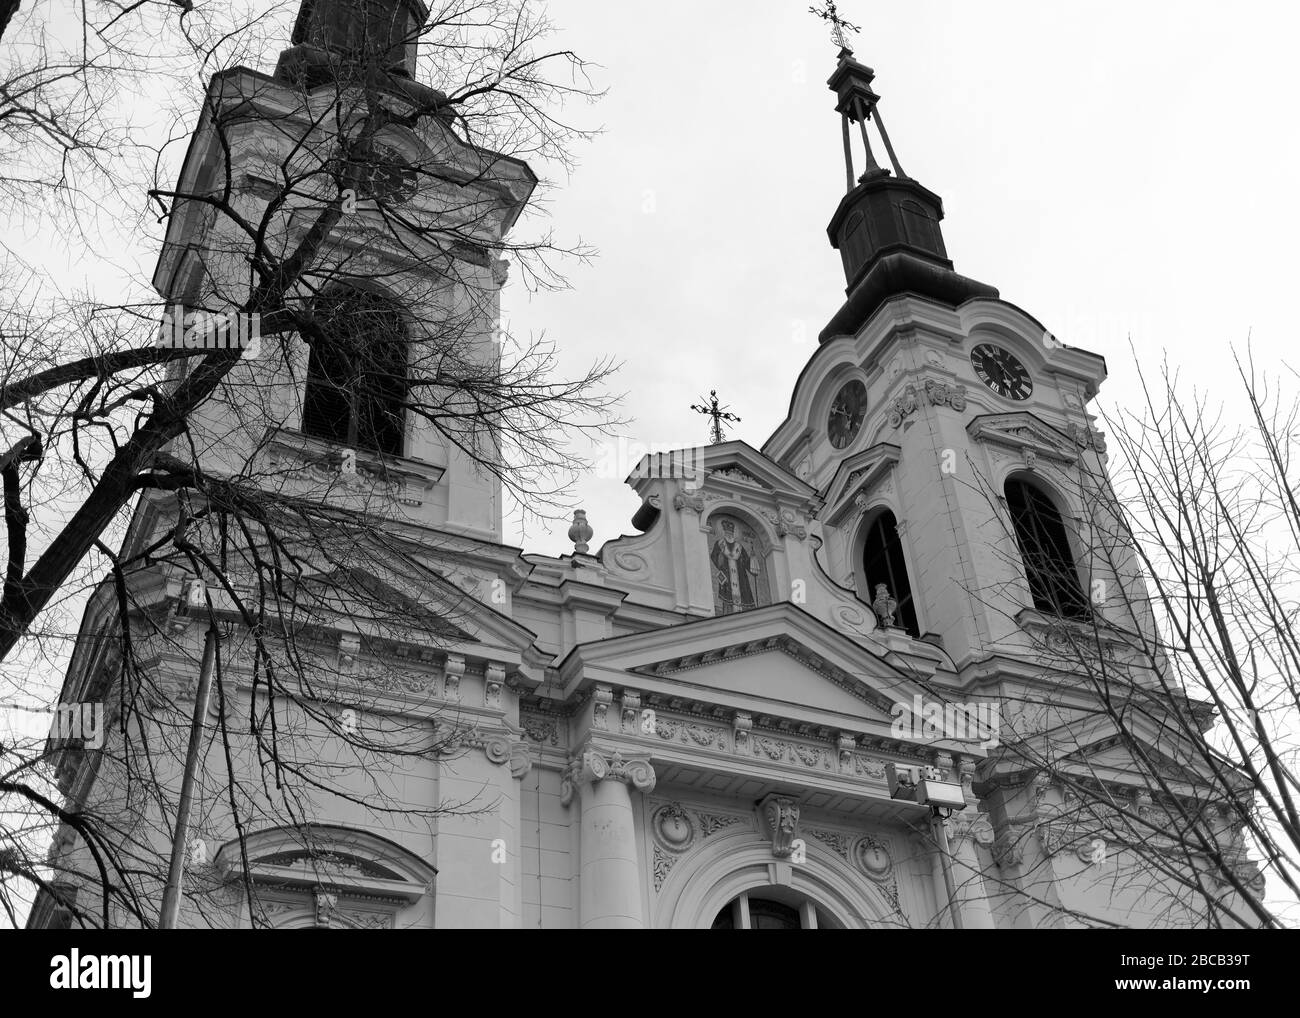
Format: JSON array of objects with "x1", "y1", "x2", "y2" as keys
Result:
[{"x1": 708, "y1": 514, "x2": 770, "y2": 614}]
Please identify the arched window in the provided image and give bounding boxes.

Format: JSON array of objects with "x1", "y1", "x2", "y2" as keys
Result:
[
  {"x1": 842, "y1": 210, "x2": 872, "y2": 274},
  {"x1": 707, "y1": 514, "x2": 771, "y2": 615},
  {"x1": 899, "y1": 200, "x2": 941, "y2": 251},
  {"x1": 1004, "y1": 478, "x2": 1090, "y2": 620},
  {"x1": 861, "y1": 509, "x2": 918, "y2": 636},
  {"x1": 301, "y1": 288, "x2": 407, "y2": 456},
  {"x1": 711, "y1": 892, "x2": 836, "y2": 929},
  {"x1": 214, "y1": 824, "x2": 436, "y2": 930}
]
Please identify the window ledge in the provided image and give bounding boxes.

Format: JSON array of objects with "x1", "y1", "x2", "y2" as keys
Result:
[
  {"x1": 263, "y1": 428, "x2": 445, "y2": 507},
  {"x1": 1014, "y1": 607, "x2": 1130, "y2": 658}
]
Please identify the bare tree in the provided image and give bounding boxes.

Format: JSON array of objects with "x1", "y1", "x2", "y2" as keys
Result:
[
  {"x1": 957, "y1": 351, "x2": 1295, "y2": 929},
  {"x1": 2, "y1": 0, "x2": 617, "y2": 929}
]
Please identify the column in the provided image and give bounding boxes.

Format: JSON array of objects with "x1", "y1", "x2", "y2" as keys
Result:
[
  {"x1": 563, "y1": 745, "x2": 656, "y2": 929},
  {"x1": 948, "y1": 813, "x2": 996, "y2": 929}
]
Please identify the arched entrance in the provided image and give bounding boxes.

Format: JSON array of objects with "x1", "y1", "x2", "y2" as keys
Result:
[{"x1": 654, "y1": 831, "x2": 894, "y2": 929}]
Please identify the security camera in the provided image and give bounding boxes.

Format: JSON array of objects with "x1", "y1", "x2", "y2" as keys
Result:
[
  {"x1": 887, "y1": 762, "x2": 966, "y2": 810},
  {"x1": 886, "y1": 762, "x2": 919, "y2": 801}
]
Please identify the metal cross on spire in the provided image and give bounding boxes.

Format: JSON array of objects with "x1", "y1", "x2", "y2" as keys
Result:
[
  {"x1": 691, "y1": 390, "x2": 742, "y2": 445},
  {"x1": 809, "y1": 0, "x2": 861, "y2": 53}
]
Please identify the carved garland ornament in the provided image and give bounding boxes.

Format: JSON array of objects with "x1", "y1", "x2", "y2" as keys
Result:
[
  {"x1": 924, "y1": 379, "x2": 968, "y2": 412},
  {"x1": 887, "y1": 384, "x2": 919, "y2": 429},
  {"x1": 650, "y1": 803, "x2": 750, "y2": 891},
  {"x1": 886, "y1": 378, "x2": 969, "y2": 430}
]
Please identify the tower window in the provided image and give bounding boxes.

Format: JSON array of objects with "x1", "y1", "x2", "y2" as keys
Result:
[
  {"x1": 898, "y1": 200, "x2": 942, "y2": 253},
  {"x1": 842, "y1": 211, "x2": 872, "y2": 276},
  {"x1": 1004, "y1": 478, "x2": 1090, "y2": 620},
  {"x1": 301, "y1": 288, "x2": 407, "y2": 457},
  {"x1": 861, "y1": 509, "x2": 918, "y2": 636}
]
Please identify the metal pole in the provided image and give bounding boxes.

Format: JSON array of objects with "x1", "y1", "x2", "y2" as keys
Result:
[
  {"x1": 872, "y1": 106, "x2": 908, "y2": 180},
  {"x1": 931, "y1": 807, "x2": 964, "y2": 929},
  {"x1": 841, "y1": 111, "x2": 855, "y2": 193},
  {"x1": 852, "y1": 96, "x2": 883, "y2": 175},
  {"x1": 159, "y1": 622, "x2": 219, "y2": 929}
]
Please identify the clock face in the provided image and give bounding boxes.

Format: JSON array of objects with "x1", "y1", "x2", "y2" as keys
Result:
[
  {"x1": 338, "y1": 141, "x2": 420, "y2": 205},
  {"x1": 971, "y1": 343, "x2": 1032, "y2": 400},
  {"x1": 360, "y1": 143, "x2": 419, "y2": 204},
  {"x1": 827, "y1": 380, "x2": 868, "y2": 450}
]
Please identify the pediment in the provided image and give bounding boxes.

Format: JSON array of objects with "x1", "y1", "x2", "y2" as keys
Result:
[
  {"x1": 559, "y1": 603, "x2": 973, "y2": 748},
  {"x1": 1015, "y1": 708, "x2": 1241, "y2": 798},
  {"x1": 821, "y1": 442, "x2": 902, "y2": 525},
  {"x1": 294, "y1": 557, "x2": 543, "y2": 670},
  {"x1": 966, "y1": 412, "x2": 1080, "y2": 464},
  {"x1": 216, "y1": 824, "x2": 436, "y2": 904},
  {"x1": 626, "y1": 440, "x2": 818, "y2": 508}
]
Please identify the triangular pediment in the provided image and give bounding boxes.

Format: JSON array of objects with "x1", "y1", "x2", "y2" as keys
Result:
[
  {"x1": 626, "y1": 440, "x2": 818, "y2": 508},
  {"x1": 559, "y1": 603, "x2": 974, "y2": 748},
  {"x1": 295, "y1": 555, "x2": 542, "y2": 670},
  {"x1": 966, "y1": 411, "x2": 1081, "y2": 464},
  {"x1": 1007, "y1": 707, "x2": 1244, "y2": 799},
  {"x1": 821, "y1": 442, "x2": 902, "y2": 525}
]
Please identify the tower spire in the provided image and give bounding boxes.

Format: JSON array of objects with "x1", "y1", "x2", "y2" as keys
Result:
[
  {"x1": 811, "y1": 5, "x2": 998, "y2": 342},
  {"x1": 809, "y1": 1, "x2": 908, "y2": 189}
]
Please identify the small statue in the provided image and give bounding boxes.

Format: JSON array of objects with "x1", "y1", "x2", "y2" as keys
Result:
[{"x1": 872, "y1": 583, "x2": 897, "y2": 628}]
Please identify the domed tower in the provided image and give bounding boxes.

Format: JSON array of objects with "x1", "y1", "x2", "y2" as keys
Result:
[{"x1": 766, "y1": 16, "x2": 1113, "y2": 669}]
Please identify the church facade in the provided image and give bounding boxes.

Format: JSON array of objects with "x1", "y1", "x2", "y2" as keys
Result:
[{"x1": 31, "y1": 0, "x2": 1259, "y2": 930}]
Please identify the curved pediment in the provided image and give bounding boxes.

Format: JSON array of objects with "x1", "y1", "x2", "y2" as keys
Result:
[{"x1": 216, "y1": 824, "x2": 437, "y2": 903}]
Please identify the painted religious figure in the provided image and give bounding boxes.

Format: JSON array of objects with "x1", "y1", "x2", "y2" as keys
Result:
[{"x1": 709, "y1": 514, "x2": 770, "y2": 615}]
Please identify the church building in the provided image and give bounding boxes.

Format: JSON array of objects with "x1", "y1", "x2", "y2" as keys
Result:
[{"x1": 30, "y1": 0, "x2": 1260, "y2": 929}]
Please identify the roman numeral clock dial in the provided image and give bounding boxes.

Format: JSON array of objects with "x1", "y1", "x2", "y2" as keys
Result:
[
  {"x1": 971, "y1": 343, "x2": 1033, "y2": 400},
  {"x1": 827, "y1": 379, "x2": 868, "y2": 450}
]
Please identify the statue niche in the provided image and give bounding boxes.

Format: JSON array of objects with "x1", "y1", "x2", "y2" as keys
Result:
[{"x1": 708, "y1": 513, "x2": 771, "y2": 615}]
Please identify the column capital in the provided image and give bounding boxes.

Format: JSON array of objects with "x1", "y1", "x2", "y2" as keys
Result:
[
  {"x1": 947, "y1": 810, "x2": 994, "y2": 849},
  {"x1": 561, "y1": 742, "x2": 657, "y2": 805}
]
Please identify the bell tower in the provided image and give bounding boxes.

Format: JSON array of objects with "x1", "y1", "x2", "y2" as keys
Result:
[
  {"x1": 766, "y1": 16, "x2": 1116, "y2": 670},
  {"x1": 153, "y1": 0, "x2": 536, "y2": 542}
]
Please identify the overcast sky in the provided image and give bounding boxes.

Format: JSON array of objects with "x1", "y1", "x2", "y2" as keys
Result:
[
  {"x1": 509, "y1": 0, "x2": 1300, "y2": 556},
  {"x1": 3, "y1": 0, "x2": 1297, "y2": 929}
]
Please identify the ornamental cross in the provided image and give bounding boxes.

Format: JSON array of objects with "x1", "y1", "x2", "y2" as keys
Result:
[
  {"x1": 808, "y1": 0, "x2": 861, "y2": 52},
  {"x1": 691, "y1": 390, "x2": 742, "y2": 445}
]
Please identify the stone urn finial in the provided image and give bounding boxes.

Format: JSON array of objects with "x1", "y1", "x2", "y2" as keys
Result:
[{"x1": 568, "y1": 509, "x2": 593, "y2": 555}]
